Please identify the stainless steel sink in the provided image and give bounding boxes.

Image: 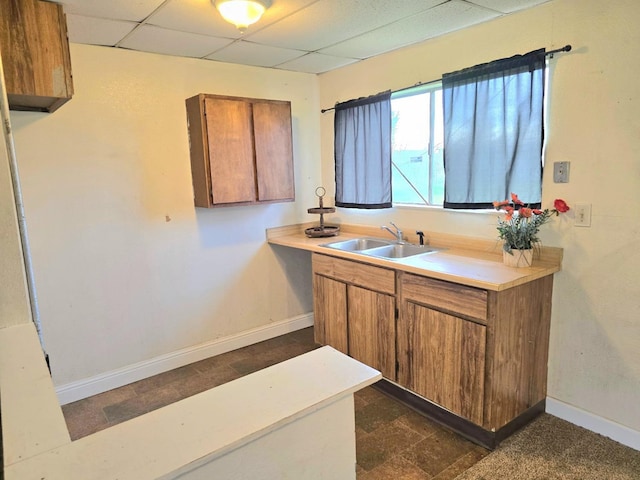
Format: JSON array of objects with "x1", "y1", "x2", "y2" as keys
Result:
[
  {"x1": 321, "y1": 237, "x2": 442, "y2": 260},
  {"x1": 321, "y1": 238, "x2": 392, "y2": 251},
  {"x1": 364, "y1": 243, "x2": 441, "y2": 259}
]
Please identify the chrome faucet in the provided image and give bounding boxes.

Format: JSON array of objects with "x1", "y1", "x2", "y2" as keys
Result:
[{"x1": 381, "y1": 222, "x2": 404, "y2": 243}]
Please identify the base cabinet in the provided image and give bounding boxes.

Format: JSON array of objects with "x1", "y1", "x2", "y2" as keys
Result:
[
  {"x1": 398, "y1": 272, "x2": 490, "y2": 427},
  {"x1": 397, "y1": 303, "x2": 486, "y2": 425},
  {"x1": 399, "y1": 271, "x2": 552, "y2": 433},
  {"x1": 311, "y1": 252, "x2": 554, "y2": 445},
  {"x1": 347, "y1": 285, "x2": 395, "y2": 379},
  {"x1": 313, "y1": 275, "x2": 348, "y2": 354},
  {"x1": 312, "y1": 254, "x2": 396, "y2": 379}
]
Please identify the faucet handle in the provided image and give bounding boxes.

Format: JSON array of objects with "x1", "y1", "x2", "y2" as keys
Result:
[
  {"x1": 380, "y1": 223, "x2": 403, "y2": 243},
  {"x1": 390, "y1": 222, "x2": 402, "y2": 235},
  {"x1": 416, "y1": 230, "x2": 425, "y2": 246},
  {"x1": 390, "y1": 222, "x2": 403, "y2": 242}
]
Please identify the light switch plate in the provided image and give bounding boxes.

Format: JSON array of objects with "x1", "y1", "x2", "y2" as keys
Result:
[
  {"x1": 575, "y1": 203, "x2": 591, "y2": 227},
  {"x1": 553, "y1": 161, "x2": 570, "y2": 183}
]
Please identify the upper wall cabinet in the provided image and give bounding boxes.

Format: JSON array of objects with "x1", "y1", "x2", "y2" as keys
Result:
[
  {"x1": 185, "y1": 93, "x2": 295, "y2": 208},
  {"x1": 0, "y1": 0, "x2": 74, "y2": 113}
]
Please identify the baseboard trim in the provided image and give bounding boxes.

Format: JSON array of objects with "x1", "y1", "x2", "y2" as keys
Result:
[
  {"x1": 546, "y1": 396, "x2": 640, "y2": 451},
  {"x1": 56, "y1": 314, "x2": 314, "y2": 405}
]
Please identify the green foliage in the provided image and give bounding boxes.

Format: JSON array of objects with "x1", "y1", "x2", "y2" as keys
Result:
[
  {"x1": 494, "y1": 194, "x2": 570, "y2": 255},
  {"x1": 497, "y1": 210, "x2": 554, "y2": 254}
]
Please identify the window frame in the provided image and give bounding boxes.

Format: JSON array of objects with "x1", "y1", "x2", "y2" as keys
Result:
[
  {"x1": 390, "y1": 81, "x2": 444, "y2": 208},
  {"x1": 390, "y1": 57, "x2": 548, "y2": 210}
]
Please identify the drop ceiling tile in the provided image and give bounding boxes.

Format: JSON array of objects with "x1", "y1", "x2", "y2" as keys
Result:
[
  {"x1": 51, "y1": 0, "x2": 553, "y2": 74},
  {"x1": 468, "y1": 0, "x2": 550, "y2": 14},
  {"x1": 247, "y1": 0, "x2": 324, "y2": 22},
  {"x1": 52, "y1": 0, "x2": 165, "y2": 22},
  {"x1": 249, "y1": 0, "x2": 444, "y2": 51},
  {"x1": 65, "y1": 14, "x2": 137, "y2": 46},
  {"x1": 146, "y1": 0, "x2": 317, "y2": 38},
  {"x1": 206, "y1": 41, "x2": 305, "y2": 68},
  {"x1": 276, "y1": 53, "x2": 358, "y2": 74},
  {"x1": 319, "y1": 0, "x2": 500, "y2": 59},
  {"x1": 119, "y1": 25, "x2": 233, "y2": 58},
  {"x1": 145, "y1": 0, "x2": 240, "y2": 38}
]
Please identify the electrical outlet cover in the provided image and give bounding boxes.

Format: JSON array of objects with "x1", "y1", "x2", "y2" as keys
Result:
[
  {"x1": 575, "y1": 203, "x2": 591, "y2": 227},
  {"x1": 553, "y1": 161, "x2": 570, "y2": 183}
]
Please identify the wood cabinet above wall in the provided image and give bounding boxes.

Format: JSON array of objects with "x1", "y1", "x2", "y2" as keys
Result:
[
  {"x1": 0, "y1": 0, "x2": 74, "y2": 112},
  {"x1": 185, "y1": 94, "x2": 295, "y2": 208}
]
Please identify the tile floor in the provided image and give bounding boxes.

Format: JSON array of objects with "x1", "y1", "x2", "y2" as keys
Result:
[{"x1": 62, "y1": 327, "x2": 488, "y2": 478}]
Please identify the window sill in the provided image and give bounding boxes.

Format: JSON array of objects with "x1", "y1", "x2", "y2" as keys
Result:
[{"x1": 394, "y1": 203, "x2": 496, "y2": 215}]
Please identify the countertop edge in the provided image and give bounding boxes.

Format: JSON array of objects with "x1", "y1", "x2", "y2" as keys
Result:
[{"x1": 266, "y1": 224, "x2": 561, "y2": 291}]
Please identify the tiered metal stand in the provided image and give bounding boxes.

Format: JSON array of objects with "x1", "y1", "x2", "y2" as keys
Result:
[{"x1": 304, "y1": 187, "x2": 340, "y2": 238}]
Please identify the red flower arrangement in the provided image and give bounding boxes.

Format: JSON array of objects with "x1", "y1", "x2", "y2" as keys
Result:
[{"x1": 494, "y1": 193, "x2": 570, "y2": 254}]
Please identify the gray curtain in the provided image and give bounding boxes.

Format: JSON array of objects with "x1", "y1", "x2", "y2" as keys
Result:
[
  {"x1": 334, "y1": 91, "x2": 392, "y2": 209},
  {"x1": 442, "y1": 49, "x2": 546, "y2": 209}
]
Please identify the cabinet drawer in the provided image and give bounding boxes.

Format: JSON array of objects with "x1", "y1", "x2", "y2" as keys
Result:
[
  {"x1": 401, "y1": 273, "x2": 487, "y2": 323},
  {"x1": 312, "y1": 253, "x2": 395, "y2": 295}
]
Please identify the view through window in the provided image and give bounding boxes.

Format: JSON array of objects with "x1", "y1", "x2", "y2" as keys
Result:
[{"x1": 391, "y1": 82, "x2": 444, "y2": 206}]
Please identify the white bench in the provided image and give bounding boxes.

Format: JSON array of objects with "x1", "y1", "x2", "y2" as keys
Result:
[{"x1": 1, "y1": 322, "x2": 380, "y2": 479}]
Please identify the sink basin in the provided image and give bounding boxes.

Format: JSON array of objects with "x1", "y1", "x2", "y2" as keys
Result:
[
  {"x1": 321, "y1": 238, "x2": 392, "y2": 252},
  {"x1": 321, "y1": 237, "x2": 443, "y2": 260},
  {"x1": 364, "y1": 243, "x2": 441, "y2": 259}
]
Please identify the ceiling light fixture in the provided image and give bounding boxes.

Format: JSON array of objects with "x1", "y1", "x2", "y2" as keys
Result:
[{"x1": 213, "y1": 0, "x2": 272, "y2": 32}]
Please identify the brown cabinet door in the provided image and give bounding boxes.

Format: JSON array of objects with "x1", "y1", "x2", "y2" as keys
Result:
[
  {"x1": 347, "y1": 285, "x2": 396, "y2": 379},
  {"x1": 253, "y1": 101, "x2": 294, "y2": 202},
  {"x1": 186, "y1": 94, "x2": 294, "y2": 207},
  {"x1": 313, "y1": 274, "x2": 348, "y2": 354},
  {"x1": 398, "y1": 302, "x2": 486, "y2": 425},
  {"x1": 204, "y1": 97, "x2": 256, "y2": 204}
]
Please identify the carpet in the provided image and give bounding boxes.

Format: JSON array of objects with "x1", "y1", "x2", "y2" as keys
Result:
[{"x1": 454, "y1": 414, "x2": 640, "y2": 480}]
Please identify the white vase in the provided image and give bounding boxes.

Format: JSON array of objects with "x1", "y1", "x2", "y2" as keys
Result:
[{"x1": 503, "y1": 248, "x2": 533, "y2": 267}]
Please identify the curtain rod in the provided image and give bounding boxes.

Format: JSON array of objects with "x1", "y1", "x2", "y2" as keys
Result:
[
  {"x1": 546, "y1": 44, "x2": 572, "y2": 58},
  {"x1": 320, "y1": 44, "x2": 572, "y2": 114},
  {"x1": 321, "y1": 81, "x2": 431, "y2": 113}
]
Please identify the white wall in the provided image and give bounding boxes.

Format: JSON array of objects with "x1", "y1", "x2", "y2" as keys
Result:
[
  {"x1": 9, "y1": 44, "x2": 320, "y2": 387},
  {"x1": 0, "y1": 104, "x2": 31, "y2": 328},
  {"x1": 318, "y1": 0, "x2": 640, "y2": 433}
]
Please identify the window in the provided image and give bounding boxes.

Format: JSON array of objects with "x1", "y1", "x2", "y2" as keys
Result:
[
  {"x1": 390, "y1": 50, "x2": 546, "y2": 209},
  {"x1": 337, "y1": 51, "x2": 546, "y2": 210},
  {"x1": 391, "y1": 83, "x2": 445, "y2": 206}
]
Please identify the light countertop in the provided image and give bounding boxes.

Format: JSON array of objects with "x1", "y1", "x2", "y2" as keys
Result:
[{"x1": 266, "y1": 224, "x2": 562, "y2": 291}]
